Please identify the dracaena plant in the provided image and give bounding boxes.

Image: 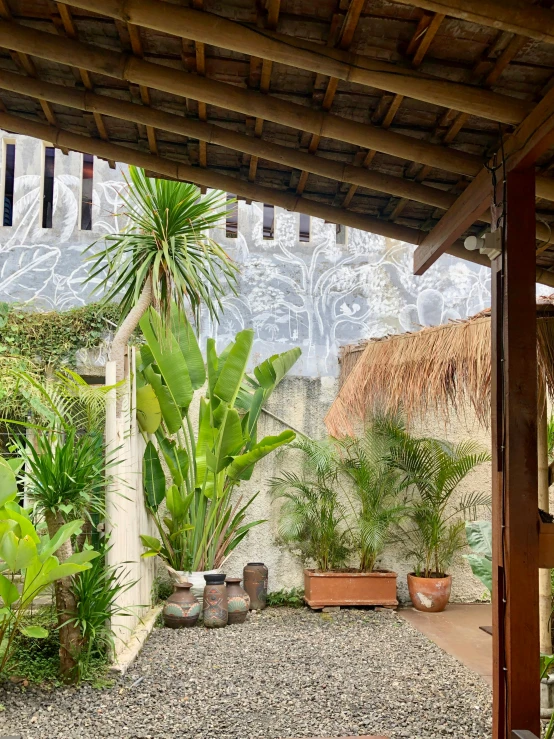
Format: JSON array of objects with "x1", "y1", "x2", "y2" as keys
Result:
[
  {"x1": 0, "y1": 457, "x2": 98, "y2": 675},
  {"x1": 138, "y1": 307, "x2": 301, "y2": 572}
]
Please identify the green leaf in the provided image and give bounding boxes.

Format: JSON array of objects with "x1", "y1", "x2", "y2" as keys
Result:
[
  {"x1": 464, "y1": 553, "x2": 492, "y2": 593},
  {"x1": 217, "y1": 409, "x2": 245, "y2": 471},
  {"x1": 143, "y1": 441, "x2": 166, "y2": 511},
  {"x1": 213, "y1": 329, "x2": 253, "y2": 404},
  {"x1": 0, "y1": 573, "x2": 19, "y2": 606},
  {"x1": 136, "y1": 383, "x2": 162, "y2": 434},
  {"x1": 64, "y1": 550, "x2": 101, "y2": 566},
  {"x1": 140, "y1": 534, "x2": 162, "y2": 552},
  {"x1": 44, "y1": 562, "x2": 91, "y2": 583},
  {"x1": 39, "y1": 519, "x2": 84, "y2": 561},
  {"x1": 19, "y1": 626, "x2": 48, "y2": 639},
  {"x1": 0, "y1": 457, "x2": 17, "y2": 507},
  {"x1": 465, "y1": 520, "x2": 492, "y2": 558},
  {"x1": 166, "y1": 485, "x2": 194, "y2": 524},
  {"x1": 156, "y1": 432, "x2": 188, "y2": 487},
  {"x1": 140, "y1": 309, "x2": 193, "y2": 410},
  {"x1": 144, "y1": 365, "x2": 183, "y2": 434},
  {"x1": 170, "y1": 305, "x2": 206, "y2": 390},
  {"x1": 227, "y1": 430, "x2": 296, "y2": 481}
]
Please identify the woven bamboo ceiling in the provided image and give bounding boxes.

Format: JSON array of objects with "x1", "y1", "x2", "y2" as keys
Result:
[{"x1": 2, "y1": 0, "x2": 554, "y2": 281}]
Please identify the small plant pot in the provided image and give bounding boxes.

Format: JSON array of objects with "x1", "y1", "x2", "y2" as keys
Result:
[
  {"x1": 304, "y1": 568, "x2": 398, "y2": 608},
  {"x1": 407, "y1": 573, "x2": 452, "y2": 612}
]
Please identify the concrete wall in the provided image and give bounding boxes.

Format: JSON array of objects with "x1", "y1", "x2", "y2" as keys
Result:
[
  {"x1": 0, "y1": 133, "x2": 498, "y2": 602},
  {"x1": 224, "y1": 377, "x2": 493, "y2": 604}
]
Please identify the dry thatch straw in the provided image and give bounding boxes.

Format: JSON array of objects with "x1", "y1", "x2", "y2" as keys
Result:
[{"x1": 325, "y1": 306, "x2": 554, "y2": 438}]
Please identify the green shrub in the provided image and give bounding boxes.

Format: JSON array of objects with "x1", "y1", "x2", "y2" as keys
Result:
[{"x1": 266, "y1": 588, "x2": 305, "y2": 608}]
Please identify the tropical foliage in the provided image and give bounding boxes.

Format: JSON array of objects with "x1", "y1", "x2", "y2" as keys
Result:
[
  {"x1": 138, "y1": 307, "x2": 301, "y2": 572},
  {"x1": 464, "y1": 520, "x2": 492, "y2": 592},
  {"x1": 270, "y1": 437, "x2": 351, "y2": 572},
  {"x1": 0, "y1": 458, "x2": 97, "y2": 674},
  {"x1": 381, "y1": 421, "x2": 490, "y2": 578},
  {"x1": 337, "y1": 422, "x2": 406, "y2": 573}
]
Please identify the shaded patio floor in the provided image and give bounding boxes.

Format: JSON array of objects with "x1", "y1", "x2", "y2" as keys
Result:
[{"x1": 399, "y1": 603, "x2": 493, "y2": 685}]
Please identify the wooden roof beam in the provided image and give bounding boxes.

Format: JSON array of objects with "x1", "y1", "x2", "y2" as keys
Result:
[
  {"x1": 0, "y1": 19, "x2": 487, "y2": 178},
  {"x1": 1, "y1": 109, "x2": 552, "y2": 284},
  {"x1": 387, "y1": 0, "x2": 554, "y2": 45},
  {"x1": 413, "y1": 83, "x2": 554, "y2": 274},
  {"x1": 61, "y1": 0, "x2": 532, "y2": 125}
]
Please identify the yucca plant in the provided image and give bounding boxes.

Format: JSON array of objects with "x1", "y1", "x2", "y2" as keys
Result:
[
  {"x1": 270, "y1": 437, "x2": 351, "y2": 572},
  {"x1": 382, "y1": 422, "x2": 491, "y2": 578},
  {"x1": 85, "y1": 167, "x2": 238, "y2": 382}
]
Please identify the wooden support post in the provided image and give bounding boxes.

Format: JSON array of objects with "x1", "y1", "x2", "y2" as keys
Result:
[{"x1": 492, "y1": 168, "x2": 540, "y2": 739}]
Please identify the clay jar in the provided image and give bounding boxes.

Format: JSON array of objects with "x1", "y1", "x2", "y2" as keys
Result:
[
  {"x1": 203, "y1": 573, "x2": 228, "y2": 628},
  {"x1": 225, "y1": 578, "x2": 250, "y2": 624},
  {"x1": 243, "y1": 562, "x2": 268, "y2": 610},
  {"x1": 407, "y1": 573, "x2": 452, "y2": 613},
  {"x1": 163, "y1": 582, "x2": 201, "y2": 628}
]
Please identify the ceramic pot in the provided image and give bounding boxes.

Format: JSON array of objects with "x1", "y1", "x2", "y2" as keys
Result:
[
  {"x1": 165, "y1": 564, "x2": 223, "y2": 601},
  {"x1": 162, "y1": 582, "x2": 201, "y2": 628},
  {"x1": 407, "y1": 573, "x2": 452, "y2": 613},
  {"x1": 203, "y1": 573, "x2": 228, "y2": 628},
  {"x1": 243, "y1": 562, "x2": 268, "y2": 610},
  {"x1": 225, "y1": 577, "x2": 250, "y2": 624}
]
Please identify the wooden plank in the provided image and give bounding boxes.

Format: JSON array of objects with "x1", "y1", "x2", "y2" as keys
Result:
[
  {"x1": 414, "y1": 82, "x2": 554, "y2": 274},
  {"x1": 492, "y1": 168, "x2": 540, "y2": 739},
  {"x1": 62, "y1": 0, "x2": 533, "y2": 124},
  {"x1": 388, "y1": 0, "x2": 554, "y2": 45}
]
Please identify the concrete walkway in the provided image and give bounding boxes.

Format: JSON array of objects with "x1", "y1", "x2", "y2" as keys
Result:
[{"x1": 399, "y1": 603, "x2": 493, "y2": 685}]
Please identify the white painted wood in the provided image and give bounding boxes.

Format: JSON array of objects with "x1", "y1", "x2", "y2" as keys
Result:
[{"x1": 105, "y1": 350, "x2": 156, "y2": 656}]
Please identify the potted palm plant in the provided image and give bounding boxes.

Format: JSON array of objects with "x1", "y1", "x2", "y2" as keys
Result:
[
  {"x1": 387, "y1": 426, "x2": 490, "y2": 612},
  {"x1": 270, "y1": 426, "x2": 404, "y2": 608}
]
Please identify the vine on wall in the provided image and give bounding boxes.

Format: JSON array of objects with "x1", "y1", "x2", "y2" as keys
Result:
[{"x1": 0, "y1": 302, "x2": 120, "y2": 369}]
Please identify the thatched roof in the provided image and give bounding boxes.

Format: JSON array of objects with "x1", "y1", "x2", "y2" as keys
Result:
[{"x1": 325, "y1": 300, "x2": 554, "y2": 437}]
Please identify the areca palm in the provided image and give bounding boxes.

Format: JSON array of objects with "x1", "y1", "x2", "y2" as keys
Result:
[
  {"x1": 85, "y1": 167, "x2": 237, "y2": 381},
  {"x1": 337, "y1": 422, "x2": 406, "y2": 572},
  {"x1": 383, "y1": 426, "x2": 491, "y2": 577}
]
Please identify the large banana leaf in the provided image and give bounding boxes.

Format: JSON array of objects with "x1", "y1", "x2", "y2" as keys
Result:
[
  {"x1": 136, "y1": 383, "x2": 162, "y2": 434},
  {"x1": 143, "y1": 365, "x2": 183, "y2": 434},
  {"x1": 253, "y1": 347, "x2": 302, "y2": 390},
  {"x1": 143, "y1": 441, "x2": 166, "y2": 511},
  {"x1": 155, "y1": 432, "x2": 188, "y2": 487},
  {"x1": 213, "y1": 329, "x2": 253, "y2": 404},
  {"x1": 170, "y1": 305, "x2": 206, "y2": 390},
  {"x1": 227, "y1": 430, "x2": 296, "y2": 481},
  {"x1": 139, "y1": 309, "x2": 193, "y2": 411}
]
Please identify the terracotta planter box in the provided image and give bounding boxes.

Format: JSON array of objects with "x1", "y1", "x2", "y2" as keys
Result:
[{"x1": 304, "y1": 569, "x2": 398, "y2": 608}]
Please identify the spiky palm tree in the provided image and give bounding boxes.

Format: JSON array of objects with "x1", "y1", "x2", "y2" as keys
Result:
[{"x1": 85, "y1": 167, "x2": 237, "y2": 382}]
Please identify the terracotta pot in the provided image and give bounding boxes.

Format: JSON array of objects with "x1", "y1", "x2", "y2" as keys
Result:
[
  {"x1": 304, "y1": 568, "x2": 398, "y2": 608},
  {"x1": 407, "y1": 573, "x2": 452, "y2": 613},
  {"x1": 225, "y1": 577, "x2": 250, "y2": 624},
  {"x1": 162, "y1": 582, "x2": 201, "y2": 628},
  {"x1": 243, "y1": 562, "x2": 268, "y2": 610},
  {"x1": 203, "y1": 573, "x2": 228, "y2": 628}
]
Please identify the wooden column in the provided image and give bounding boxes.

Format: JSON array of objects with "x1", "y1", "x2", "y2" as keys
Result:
[{"x1": 492, "y1": 167, "x2": 540, "y2": 739}]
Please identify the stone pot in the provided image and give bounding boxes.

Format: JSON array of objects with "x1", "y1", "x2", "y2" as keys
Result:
[
  {"x1": 407, "y1": 572, "x2": 452, "y2": 613},
  {"x1": 162, "y1": 582, "x2": 201, "y2": 628},
  {"x1": 243, "y1": 562, "x2": 268, "y2": 610},
  {"x1": 225, "y1": 577, "x2": 250, "y2": 624},
  {"x1": 203, "y1": 573, "x2": 228, "y2": 628}
]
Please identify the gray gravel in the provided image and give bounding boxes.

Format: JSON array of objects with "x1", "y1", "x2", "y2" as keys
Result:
[{"x1": 0, "y1": 608, "x2": 491, "y2": 739}]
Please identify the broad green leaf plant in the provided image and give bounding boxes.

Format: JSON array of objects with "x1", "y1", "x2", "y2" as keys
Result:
[
  {"x1": 0, "y1": 458, "x2": 97, "y2": 674},
  {"x1": 138, "y1": 307, "x2": 301, "y2": 572},
  {"x1": 464, "y1": 520, "x2": 492, "y2": 592}
]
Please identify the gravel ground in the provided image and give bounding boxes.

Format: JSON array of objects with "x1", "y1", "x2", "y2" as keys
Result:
[{"x1": 0, "y1": 608, "x2": 491, "y2": 739}]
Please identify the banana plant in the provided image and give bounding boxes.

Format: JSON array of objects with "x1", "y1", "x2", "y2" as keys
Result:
[
  {"x1": 0, "y1": 458, "x2": 98, "y2": 673},
  {"x1": 137, "y1": 307, "x2": 301, "y2": 572}
]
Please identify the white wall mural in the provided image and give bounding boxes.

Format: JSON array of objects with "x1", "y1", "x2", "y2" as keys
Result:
[{"x1": 0, "y1": 133, "x2": 492, "y2": 377}]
